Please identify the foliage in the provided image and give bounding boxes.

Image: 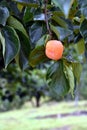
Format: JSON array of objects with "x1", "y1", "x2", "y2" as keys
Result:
[
  {"x1": 0, "y1": 0, "x2": 87, "y2": 98},
  {"x1": 79, "y1": 60, "x2": 87, "y2": 99},
  {"x1": 0, "y1": 63, "x2": 48, "y2": 110}
]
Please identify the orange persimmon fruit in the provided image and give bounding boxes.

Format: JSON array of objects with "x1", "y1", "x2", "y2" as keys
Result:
[{"x1": 45, "y1": 40, "x2": 64, "y2": 60}]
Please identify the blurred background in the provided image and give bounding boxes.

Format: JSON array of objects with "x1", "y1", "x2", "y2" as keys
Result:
[{"x1": 0, "y1": 60, "x2": 87, "y2": 130}]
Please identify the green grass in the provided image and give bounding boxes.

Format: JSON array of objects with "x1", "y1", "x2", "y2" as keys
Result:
[{"x1": 0, "y1": 101, "x2": 87, "y2": 130}]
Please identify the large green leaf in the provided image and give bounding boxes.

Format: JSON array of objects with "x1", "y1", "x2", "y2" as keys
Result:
[
  {"x1": 29, "y1": 22, "x2": 47, "y2": 48},
  {"x1": 15, "y1": 31, "x2": 31, "y2": 69},
  {"x1": 74, "y1": 39, "x2": 85, "y2": 54},
  {"x1": 63, "y1": 61, "x2": 74, "y2": 97},
  {"x1": 80, "y1": 19, "x2": 87, "y2": 43},
  {"x1": 17, "y1": 30, "x2": 31, "y2": 58},
  {"x1": 52, "y1": 15, "x2": 68, "y2": 28},
  {"x1": 52, "y1": 0, "x2": 74, "y2": 18},
  {"x1": 72, "y1": 62, "x2": 82, "y2": 83},
  {"x1": 29, "y1": 34, "x2": 50, "y2": 67},
  {"x1": 50, "y1": 24, "x2": 73, "y2": 41},
  {"x1": 1, "y1": 26, "x2": 20, "y2": 68},
  {"x1": 29, "y1": 45, "x2": 47, "y2": 67},
  {"x1": 8, "y1": 16, "x2": 31, "y2": 52},
  {"x1": 63, "y1": 58, "x2": 82, "y2": 83},
  {"x1": 7, "y1": 16, "x2": 28, "y2": 38},
  {"x1": 15, "y1": 49, "x2": 29, "y2": 70},
  {"x1": 0, "y1": 6, "x2": 9, "y2": 26},
  {"x1": 47, "y1": 61, "x2": 70, "y2": 98}
]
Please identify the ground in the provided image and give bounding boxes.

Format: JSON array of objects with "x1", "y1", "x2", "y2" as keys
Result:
[{"x1": 0, "y1": 100, "x2": 87, "y2": 130}]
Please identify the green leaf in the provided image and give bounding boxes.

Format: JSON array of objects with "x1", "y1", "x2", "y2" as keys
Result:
[
  {"x1": 63, "y1": 57, "x2": 82, "y2": 83},
  {"x1": 52, "y1": 0, "x2": 74, "y2": 18},
  {"x1": 0, "y1": 7, "x2": 9, "y2": 26},
  {"x1": 0, "y1": 31, "x2": 5, "y2": 57},
  {"x1": 52, "y1": 15, "x2": 68, "y2": 28},
  {"x1": 1, "y1": 26, "x2": 20, "y2": 68},
  {"x1": 29, "y1": 34, "x2": 50, "y2": 67},
  {"x1": 47, "y1": 61, "x2": 70, "y2": 97},
  {"x1": 80, "y1": 19, "x2": 87, "y2": 43},
  {"x1": 50, "y1": 24, "x2": 60, "y2": 39},
  {"x1": 29, "y1": 23, "x2": 42, "y2": 44},
  {"x1": 16, "y1": 30, "x2": 31, "y2": 58},
  {"x1": 15, "y1": 49, "x2": 29, "y2": 70},
  {"x1": 29, "y1": 45, "x2": 47, "y2": 67},
  {"x1": 19, "y1": 50, "x2": 29, "y2": 70},
  {"x1": 29, "y1": 22, "x2": 47, "y2": 48},
  {"x1": 8, "y1": 16, "x2": 31, "y2": 65},
  {"x1": 50, "y1": 24, "x2": 73, "y2": 41},
  {"x1": 74, "y1": 39, "x2": 85, "y2": 54},
  {"x1": 23, "y1": 7, "x2": 33, "y2": 23},
  {"x1": 72, "y1": 62, "x2": 82, "y2": 83},
  {"x1": 36, "y1": 34, "x2": 50, "y2": 47},
  {"x1": 7, "y1": 16, "x2": 28, "y2": 38},
  {"x1": 63, "y1": 61, "x2": 74, "y2": 97},
  {"x1": 52, "y1": 11, "x2": 64, "y2": 17},
  {"x1": 15, "y1": 31, "x2": 31, "y2": 70},
  {"x1": 13, "y1": 0, "x2": 39, "y2": 7}
]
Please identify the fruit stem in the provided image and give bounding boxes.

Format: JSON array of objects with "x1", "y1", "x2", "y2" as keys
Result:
[{"x1": 44, "y1": 0, "x2": 52, "y2": 39}]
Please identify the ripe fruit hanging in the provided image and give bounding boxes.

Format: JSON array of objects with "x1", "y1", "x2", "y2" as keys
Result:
[{"x1": 45, "y1": 40, "x2": 64, "y2": 60}]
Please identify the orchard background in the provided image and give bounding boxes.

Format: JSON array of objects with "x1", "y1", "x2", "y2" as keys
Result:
[{"x1": 0, "y1": 0, "x2": 87, "y2": 130}]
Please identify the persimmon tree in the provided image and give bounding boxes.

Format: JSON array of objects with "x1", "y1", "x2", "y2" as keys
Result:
[{"x1": 0, "y1": 0, "x2": 86, "y2": 98}]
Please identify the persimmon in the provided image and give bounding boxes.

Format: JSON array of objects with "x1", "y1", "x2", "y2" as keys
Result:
[{"x1": 45, "y1": 40, "x2": 64, "y2": 60}]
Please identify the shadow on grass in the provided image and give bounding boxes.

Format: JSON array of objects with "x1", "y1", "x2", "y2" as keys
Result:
[
  {"x1": 35, "y1": 110, "x2": 87, "y2": 119},
  {"x1": 41, "y1": 125, "x2": 72, "y2": 130}
]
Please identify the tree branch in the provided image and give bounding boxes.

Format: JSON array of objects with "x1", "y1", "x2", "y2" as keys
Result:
[{"x1": 44, "y1": 0, "x2": 52, "y2": 38}]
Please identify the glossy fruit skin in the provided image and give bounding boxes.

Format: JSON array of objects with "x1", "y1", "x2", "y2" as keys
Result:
[{"x1": 45, "y1": 40, "x2": 64, "y2": 60}]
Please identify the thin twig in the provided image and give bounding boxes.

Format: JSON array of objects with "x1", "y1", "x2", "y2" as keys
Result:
[{"x1": 44, "y1": 0, "x2": 52, "y2": 38}]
